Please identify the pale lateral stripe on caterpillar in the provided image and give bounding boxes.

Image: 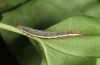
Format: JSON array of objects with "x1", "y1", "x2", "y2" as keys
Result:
[{"x1": 17, "y1": 25, "x2": 81, "y2": 38}]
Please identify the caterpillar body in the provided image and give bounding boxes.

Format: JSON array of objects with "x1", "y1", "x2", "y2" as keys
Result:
[{"x1": 17, "y1": 25, "x2": 81, "y2": 38}]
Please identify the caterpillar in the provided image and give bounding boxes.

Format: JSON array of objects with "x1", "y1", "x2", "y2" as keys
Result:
[{"x1": 17, "y1": 25, "x2": 81, "y2": 38}]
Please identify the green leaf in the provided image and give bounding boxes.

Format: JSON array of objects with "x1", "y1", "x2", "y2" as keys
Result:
[
  {"x1": 0, "y1": 23, "x2": 22, "y2": 34},
  {"x1": 28, "y1": 16, "x2": 100, "y2": 65},
  {"x1": 0, "y1": 0, "x2": 99, "y2": 65},
  {"x1": 96, "y1": 58, "x2": 100, "y2": 65},
  {"x1": 4, "y1": 0, "x2": 28, "y2": 7},
  {"x1": 1, "y1": 0, "x2": 98, "y2": 48},
  {"x1": 0, "y1": 0, "x2": 28, "y2": 12},
  {"x1": 85, "y1": 3, "x2": 100, "y2": 17},
  {"x1": 0, "y1": 23, "x2": 41, "y2": 65},
  {"x1": 0, "y1": 16, "x2": 100, "y2": 65}
]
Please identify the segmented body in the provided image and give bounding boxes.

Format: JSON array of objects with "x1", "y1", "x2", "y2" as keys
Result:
[{"x1": 17, "y1": 25, "x2": 81, "y2": 38}]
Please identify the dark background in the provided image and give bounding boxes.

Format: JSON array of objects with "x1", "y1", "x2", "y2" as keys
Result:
[{"x1": 0, "y1": 36, "x2": 19, "y2": 65}]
